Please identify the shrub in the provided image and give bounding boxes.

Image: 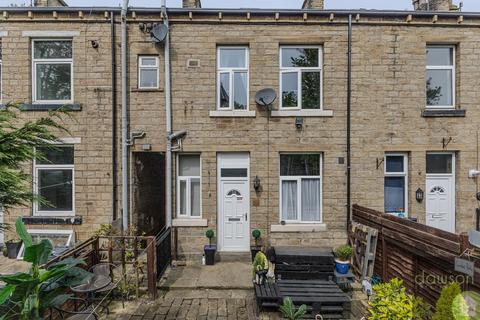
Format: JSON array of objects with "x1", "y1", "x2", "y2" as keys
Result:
[
  {"x1": 334, "y1": 244, "x2": 352, "y2": 261},
  {"x1": 252, "y1": 251, "x2": 268, "y2": 277},
  {"x1": 368, "y1": 278, "x2": 414, "y2": 320},
  {"x1": 279, "y1": 297, "x2": 307, "y2": 320},
  {"x1": 252, "y1": 229, "x2": 261, "y2": 246},
  {"x1": 412, "y1": 295, "x2": 432, "y2": 320},
  {"x1": 433, "y1": 282, "x2": 462, "y2": 320}
]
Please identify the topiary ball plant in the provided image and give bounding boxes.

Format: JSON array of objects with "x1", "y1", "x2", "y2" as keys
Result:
[
  {"x1": 252, "y1": 229, "x2": 261, "y2": 246},
  {"x1": 205, "y1": 229, "x2": 214, "y2": 247}
]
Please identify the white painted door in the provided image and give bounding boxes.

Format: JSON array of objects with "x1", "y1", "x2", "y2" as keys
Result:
[
  {"x1": 426, "y1": 153, "x2": 455, "y2": 233},
  {"x1": 220, "y1": 180, "x2": 250, "y2": 251},
  {"x1": 217, "y1": 153, "x2": 250, "y2": 252}
]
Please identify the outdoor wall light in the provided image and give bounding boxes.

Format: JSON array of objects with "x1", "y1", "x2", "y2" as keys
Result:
[
  {"x1": 254, "y1": 176, "x2": 261, "y2": 191},
  {"x1": 416, "y1": 188, "x2": 424, "y2": 203},
  {"x1": 90, "y1": 40, "x2": 99, "y2": 49}
]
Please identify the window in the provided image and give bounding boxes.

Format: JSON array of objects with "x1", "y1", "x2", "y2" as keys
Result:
[
  {"x1": 280, "y1": 154, "x2": 322, "y2": 223},
  {"x1": 34, "y1": 146, "x2": 74, "y2": 216},
  {"x1": 138, "y1": 56, "x2": 159, "y2": 89},
  {"x1": 32, "y1": 39, "x2": 73, "y2": 103},
  {"x1": 177, "y1": 154, "x2": 201, "y2": 218},
  {"x1": 426, "y1": 45, "x2": 455, "y2": 108},
  {"x1": 17, "y1": 229, "x2": 74, "y2": 260},
  {"x1": 384, "y1": 154, "x2": 408, "y2": 215},
  {"x1": 280, "y1": 46, "x2": 322, "y2": 110},
  {"x1": 426, "y1": 153, "x2": 453, "y2": 174},
  {"x1": 217, "y1": 47, "x2": 249, "y2": 110}
]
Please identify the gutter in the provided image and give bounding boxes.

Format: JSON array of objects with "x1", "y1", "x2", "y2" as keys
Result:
[
  {"x1": 121, "y1": 0, "x2": 129, "y2": 232},
  {"x1": 111, "y1": 11, "x2": 118, "y2": 222},
  {"x1": 346, "y1": 14, "x2": 352, "y2": 229}
]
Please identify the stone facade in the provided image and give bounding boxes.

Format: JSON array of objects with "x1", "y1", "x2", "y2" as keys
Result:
[{"x1": 0, "y1": 5, "x2": 479, "y2": 261}]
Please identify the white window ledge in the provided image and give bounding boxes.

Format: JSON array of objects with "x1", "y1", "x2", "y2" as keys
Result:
[
  {"x1": 0, "y1": 31, "x2": 8, "y2": 37},
  {"x1": 209, "y1": 110, "x2": 256, "y2": 118},
  {"x1": 270, "y1": 224, "x2": 327, "y2": 233},
  {"x1": 172, "y1": 218, "x2": 208, "y2": 227},
  {"x1": 271, "y1": 110, "x2": 333, "y2": 117},
  {"x1": 22, "y1": 31, "x2": 80, "y2": 37}
]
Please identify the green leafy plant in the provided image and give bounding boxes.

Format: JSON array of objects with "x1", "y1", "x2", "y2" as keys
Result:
[
  {"x1": 252, "y1": 251, "x2": 268, "y2": 277},
  {"x1": 205, "y1": 229, "x2": 214, "y2": 247},
  {"x1": 0, "y1": 218, "x2": 92, "y2": 320},
  {"x1": 334, "y1": 244, "x2": 352, "y2": 262},
  {"x1": 252, "y1": 229, "x2": 261, "y2": 246},
  {"x1": 412, "y1": 295, "x2": 432, "y2": 320},
  {"x1": 279, "y1": 297, "x2": 307, "y2": 320},
  {"x1": 368, "y1": 278, "x2": 414, "y2": 320},
  {"x1": 433, "y1": 282, "x2": 462, "y2": 320}
]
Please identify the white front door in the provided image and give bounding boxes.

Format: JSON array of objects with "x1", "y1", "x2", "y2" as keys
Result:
[
  {"x1": 217, "y1": 153, "x2": 250, "y2": 252},
  {"x1": 426, "y1": 153, "x2": 455, "y2": 233}
]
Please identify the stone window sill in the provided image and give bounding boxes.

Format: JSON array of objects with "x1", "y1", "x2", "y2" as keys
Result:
[
  {"x1": 270, "y1": 110, "x2": 333, "y2": 117},
  {"x1": 209, "y1": 110, "x2": 256, "y2": 118},
  {"x1": 22, "y1": 216, "x2": 82, "y2": 225},
  {"x1": 172, "y1": 218, "x2": 208, "y2": 227},
  {"x1": 422, "y1": 109, "x2": 465, "y2": 117},
  {"x1": 21, "y1": 104, "x2": 82, "y2": 111},
  {"x1": 131, "y1": 88, "x2": 164, "y2": 93},
  {"x1": 270, "y1": 224, "x2": 327, "y2": 233}
]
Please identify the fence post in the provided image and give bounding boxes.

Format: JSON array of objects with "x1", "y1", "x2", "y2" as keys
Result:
[
  {"x1": 146, "y1": 236, "x2": 157, "y2": 300},
  {"x1": 381, "y1": 230, "x2": 387, "y2": 281}
]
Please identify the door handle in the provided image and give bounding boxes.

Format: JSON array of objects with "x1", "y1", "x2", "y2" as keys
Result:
[{"x1": 245, "y1": 213, "x2": 248, "y2": 221}]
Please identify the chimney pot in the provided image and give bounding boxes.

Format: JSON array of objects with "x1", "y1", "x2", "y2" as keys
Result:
[
  {"x1": 413, "y1": 0, "x2": 453, "y2": 11},
  {"x1": 302, "y1": 0, "x2": 324, "y2": 10},
  {"x1": 182, "y1": 0, "x2": 201, "y2": 8}
]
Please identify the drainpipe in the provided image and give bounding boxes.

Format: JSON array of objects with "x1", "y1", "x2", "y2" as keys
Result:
[
  {"x1": 346, "y1": 14, "x2": 352, "y2": 228},
  {"x1": 162, "y1": 0, "x2": 173, "y2": 228},
  {"x1": 121, "y1": 0, "x2": 129, "y2": 232},
  {"x1": 111, "y1": 11, "x2": 118, "y2": 222}
]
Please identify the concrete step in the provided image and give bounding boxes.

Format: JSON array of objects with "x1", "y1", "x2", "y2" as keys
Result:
[{"x1": 216, "y1": 252, "x2": 252, "y2": 263}]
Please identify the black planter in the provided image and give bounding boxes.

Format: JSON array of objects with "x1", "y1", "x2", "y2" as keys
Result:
[
  {"x1": 6, "y1": 241, "x2": 21, "y2": 259},
  {"x1": 251, "y1": 246, "x2": 262, "y2": 262},
  {"x1": 204, "y1": 245, "x2": 216, "y2": 265}
]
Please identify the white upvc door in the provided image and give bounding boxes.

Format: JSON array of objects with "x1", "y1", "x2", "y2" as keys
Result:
[
  {"x1": 425, "y1": 153, "x2": 455, "y2": 233},
  {"x1": 217, "y1": 153, "x2": 250, "y2": 252}
]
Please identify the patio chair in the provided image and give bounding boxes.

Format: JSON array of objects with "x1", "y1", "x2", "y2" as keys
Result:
[
  {"x1": 89, "y1": 263, "x2": 121, "y2": 313},
  {"x1": 49, "y1": 297, "x2": 99, "y2": 320}
]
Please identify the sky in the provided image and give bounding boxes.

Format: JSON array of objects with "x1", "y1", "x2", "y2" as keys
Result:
[{"x1": 4, "y1": 0, "x2": 480, "y2": 11}]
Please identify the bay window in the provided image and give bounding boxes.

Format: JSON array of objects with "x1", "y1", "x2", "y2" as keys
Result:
[
  {"x1": 32, "y1": 39, "x2": 73, "y2": 103},
  {"x1": 177, "y1": 154, "x2": 201, "y2": 218},
  {"x1": 280, "y1": 154, "x2": 322, "y2": 223},
  {"x1": 34, "y1": 146, "x2": 75, "y2": 216}
]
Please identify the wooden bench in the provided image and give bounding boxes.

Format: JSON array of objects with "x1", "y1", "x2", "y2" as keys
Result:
[{"x1": 254, "y1": 282, "x2": 281, "y2": 312}]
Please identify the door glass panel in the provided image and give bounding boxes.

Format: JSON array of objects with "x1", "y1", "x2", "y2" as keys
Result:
[
  {"x1": 384, "y1": 177, "x2": 405, "y2": 213},
  {"x1": 221, "y1": 168, "x2": 247, "y2": 178},
  {"x1": 426, "y1": 154, "x2": 453, "y2": 174},
  {"x1": 281, "y1": 180, "x2": 298, "y2": 220},
  {"x1": 190, "y1": 178, "x2": 200, "y2": 217}
]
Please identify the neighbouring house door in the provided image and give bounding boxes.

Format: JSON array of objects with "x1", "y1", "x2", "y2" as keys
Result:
[
  {"x1": 217, "y1": 153, "x2": 250, "y2": 252},
  {"x1": 426, "y1": 153, "x2": 455, "y2": 233}
]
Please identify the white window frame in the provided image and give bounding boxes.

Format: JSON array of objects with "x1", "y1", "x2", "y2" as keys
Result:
[
  {"x1": 384, "y1": 153, "x2": 408, "y2": 215},
  {"x1": 17, "y1": 229, "x2": 74, "y2": 260},
  {"x1": 32, "y1": 39, "x2": 74, "y2": 104},
  {"x1": 216, "y1": 46, "x2": 249, "y2": 111},
  {"x1": 176, "y1": 154, "x2": 202, "y2": 218},
  {"x1": 33, "y1": 145, "x2": 75, "y2": 217},
  {"x1": 279, "y1": 153, "x2": 323, "y2": 224},
  {"x1": 279, "y1": 45, "x2": 323, "y2": 110},
  {"x1": 426, "y1": 44, "x2": 455, "y2": 109},
  {"x1": 138, "y1": 56, "x2": 159, "y2": 89}
]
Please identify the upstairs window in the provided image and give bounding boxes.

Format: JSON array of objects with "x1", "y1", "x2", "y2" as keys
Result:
[
  {"x1": 426, "y1": 45, "x2": 455, "y2": 108},
  {"x1": 280, "y1": 46, "x2": 322, "y2": 110},
  {"x1": 138, "y1": 56, "x2": 159, "y2": 89},
  {"x1": 384, "y1": 154, "x2": 408, "y2": 216},
  {"x1": 177, "y1": 154, "x2": 201, "y2": 218},
  {"x1": 217, "y1": 47, "x2": 249, "y2": 110},
  {"x1": 280, "y1": 154, "x2": 322, "y2": 223},
  {"x1": 32, "y1": 39, "x2": 73, "y2": 104},
  {"x1": 34, "y1": 146, "x2": 75, "y2": 216}
]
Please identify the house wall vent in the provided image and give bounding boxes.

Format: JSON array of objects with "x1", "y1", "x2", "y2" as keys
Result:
[{"x1": 187, "y1": 59, "x2": 200, "y2": 68}]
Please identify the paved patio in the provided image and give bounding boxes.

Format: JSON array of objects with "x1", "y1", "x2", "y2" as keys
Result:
[{"x1": 0, "y1": 256, "x2": 30, "y2": 275}]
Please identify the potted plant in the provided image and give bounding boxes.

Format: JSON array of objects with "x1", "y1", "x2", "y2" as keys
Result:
[
  {"x1": 5, "y1": 237, "x2": 21, "y2": 259},
  {"x1": 334, "y1": 244, "x2": 352, "y2": 274},
  {"x1": 251, "y1": 229, "x2": 262, "y2": 261},
  {"x1": 204, "y1": 229, "x2": 216, "y2": 265},
  {"x1": 252, "y1": 251, "x2": 269, "y2": 284}
]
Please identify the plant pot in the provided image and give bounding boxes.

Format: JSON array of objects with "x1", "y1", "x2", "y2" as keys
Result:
[
  {"x1": 250, "y1": 246, "x2": 262, "y2": 262},
  {"x1": 335, "y1": 259, "x2": 350, "y2": 274},
  {"x1": 6, "y1": 241, "x2": 21, "y2": 259},
  {"x1": 204, "y1": 245, "x2": 217, "y2": 265}
]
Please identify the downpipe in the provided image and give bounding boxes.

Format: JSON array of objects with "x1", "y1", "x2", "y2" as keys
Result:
[
  {"x1": 346, "y1": 14, "x2": 352, "y2": 229},
  {"x1": 121, "y1": 0, "x2": 129, "y2": 232}
]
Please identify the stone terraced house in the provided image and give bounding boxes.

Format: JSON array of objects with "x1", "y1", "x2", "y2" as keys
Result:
[{"x1": 0, "y1": 0, "x2": 478, "y2": 261}]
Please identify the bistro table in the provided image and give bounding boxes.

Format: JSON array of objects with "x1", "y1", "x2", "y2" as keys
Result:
[{"x1": 70, "y1": 274, "x2": 112, "y2": 306}]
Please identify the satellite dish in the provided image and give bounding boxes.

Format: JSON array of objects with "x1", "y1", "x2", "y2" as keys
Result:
[
  {"x1": 255, "y1": 88, "x2": 277, "y2": 107},
  {"x1": 151, "y1": 24, "x2": 168, "y2": 43},
  {"x1": 468, "y1": 230, "x2": 480, "y2": 248}
]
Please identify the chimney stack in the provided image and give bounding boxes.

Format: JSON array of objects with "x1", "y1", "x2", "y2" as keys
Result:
[
  {"x1": 413, "y1": 0, "x2": 454, "y2": 11},
  {"x1": 182, "y1": 0, "x2": 202, "y2": 8},
  {"x1": 302, "y1": 0, "x2": 324, "y2": 10},
  {"x1": 34, "y1": 0, "x2": 67, "y2": 6}
]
